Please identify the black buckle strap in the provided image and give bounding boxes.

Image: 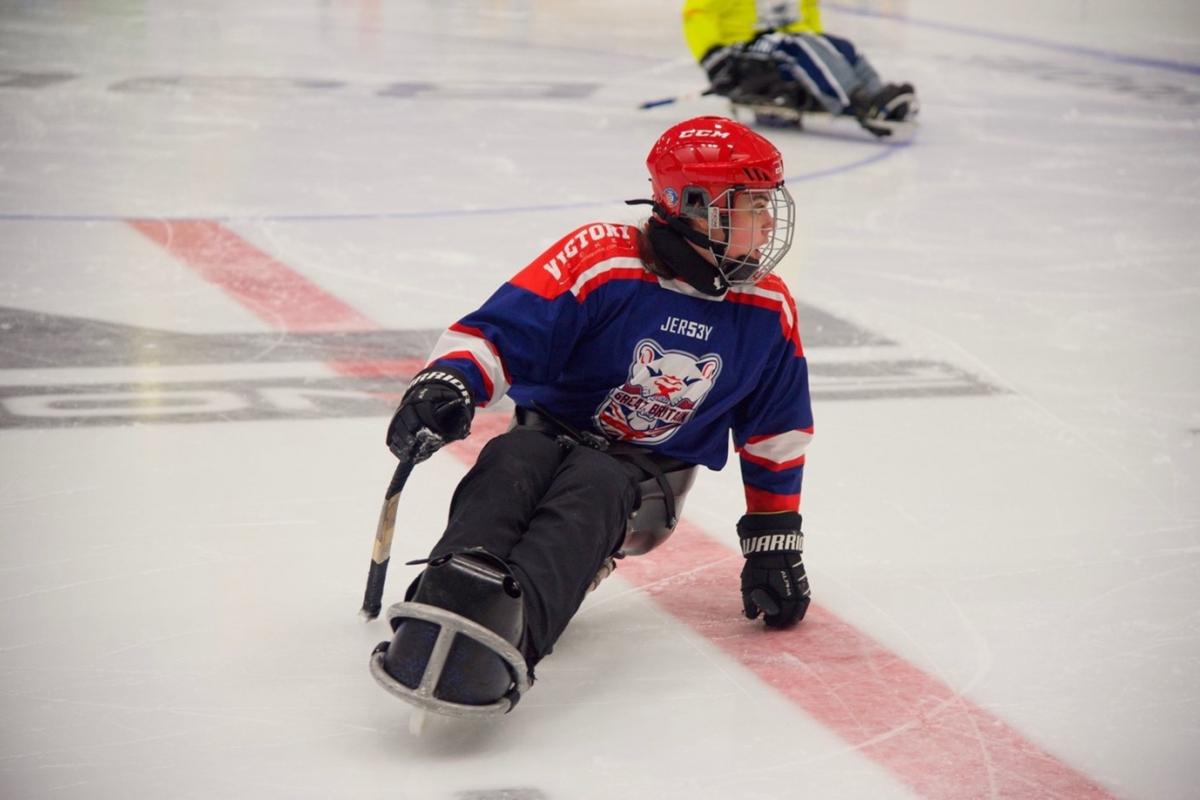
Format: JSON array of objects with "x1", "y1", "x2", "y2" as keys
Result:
[
  {"x1": 528, "y1": 402, "x2": 610, "y2": 451},
  {"x1": 616, "y1": 449, "x2": 678, "y2": 528}
]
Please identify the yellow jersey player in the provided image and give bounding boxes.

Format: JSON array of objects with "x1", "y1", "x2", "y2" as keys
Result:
[{"x1": 683, "y1": 0, "x2": 918, "y2": 137}]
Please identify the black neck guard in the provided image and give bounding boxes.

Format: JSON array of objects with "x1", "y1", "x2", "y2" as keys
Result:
[
  {"x1": 627, "y1": 198, "x2": 728, "y2": 297},
  {"x1": 646, "y1": 219, "x2": 728, "y2": 296}
]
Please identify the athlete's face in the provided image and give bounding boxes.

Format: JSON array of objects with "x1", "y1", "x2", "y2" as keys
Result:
[
  {"x1": 691, "y1": 191, "x2": 775, "y2": 264},
  {"x1": 723, "y1": 192, "x2": 775, "y2": 262}
]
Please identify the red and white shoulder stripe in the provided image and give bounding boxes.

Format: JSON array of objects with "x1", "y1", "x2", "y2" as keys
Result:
[
  {"x1": 509, "y1": 223, "x2": 652, "y2": 301},
  {"x1": 737, "y1": 427, "x2": 814, "y2": 471},
  {"x1": 427, "y1": 322, "x2": 512, "y2": 407},
  {"x1": 727, "y1": 275, "x2": 804, "y2": 356},
  {"x1": 568, "y1": 257, "x2": 655, "y2": 301}
]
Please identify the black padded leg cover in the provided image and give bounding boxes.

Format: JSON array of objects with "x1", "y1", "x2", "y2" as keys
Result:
[
  {"x1": 423, "y1": 428, "x2": 638, "y2": 667},
  {"x1": 509, "y1": 444, "x2": 638, "y2": 662}
]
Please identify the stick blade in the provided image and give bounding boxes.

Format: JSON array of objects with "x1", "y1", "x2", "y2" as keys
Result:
[{"x1": 361, "y1": 557, "x2": 390, "y2": 619}]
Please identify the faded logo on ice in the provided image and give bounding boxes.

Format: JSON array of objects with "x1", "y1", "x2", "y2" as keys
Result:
[{"x1": 594, "y1": 339, "x2": 722, "y2": 444}]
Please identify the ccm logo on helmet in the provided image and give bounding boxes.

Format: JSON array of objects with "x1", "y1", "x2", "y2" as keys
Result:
[{"x1": 678, "y1": 129, "x2": 731, "y2": 139}]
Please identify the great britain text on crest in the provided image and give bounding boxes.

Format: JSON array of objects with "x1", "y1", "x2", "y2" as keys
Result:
[{"x1": 593, "y1": 338, "x2": 722, "y2": 445}]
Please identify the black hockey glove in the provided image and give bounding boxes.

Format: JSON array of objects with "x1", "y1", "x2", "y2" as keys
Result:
[
  {"x1": 703, "y1": 45, "x2": 789, "y2": 103},
  {"x1": 387, "y1": 366, "x2": 474, "y2": 463},
  {"x1": 737, "y1": 512, "x2": 810, "y2": 629},
  {"x1": 701, "y1": 45, "x2": 743, "y2": 96}
]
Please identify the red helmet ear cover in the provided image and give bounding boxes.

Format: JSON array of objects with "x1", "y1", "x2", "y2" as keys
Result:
[{"x1": 646, "y1": 116, "x2": 785, "y2": 215}]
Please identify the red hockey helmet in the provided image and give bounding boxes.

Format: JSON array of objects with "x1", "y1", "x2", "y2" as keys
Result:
[
  {"x1": 644, "y1": 116, "x2": 794, "y2": 286},
  {"x1": 647, "y1": 116, "x2": 784, "y2": 212}
]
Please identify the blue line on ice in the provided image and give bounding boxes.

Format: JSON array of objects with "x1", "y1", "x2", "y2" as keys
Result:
[{"x1": 825, "y1": 1, "x2": 1200, "y2": 76}]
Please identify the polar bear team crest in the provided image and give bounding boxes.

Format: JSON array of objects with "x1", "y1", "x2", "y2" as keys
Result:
[{"x1": 594, "y1": 339, "x2": 722, "y2": 444}]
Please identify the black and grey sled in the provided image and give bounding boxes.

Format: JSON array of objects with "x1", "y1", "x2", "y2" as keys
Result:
[
  {"x1": 369, "y1": 410, "x2": 701, "y2": 730},
  {"x1": 369, "y1": 551, "x2": 531, "y2": 731},
  {"x1": 728, "y1": 82, "x2": 920, "y2": 139}
]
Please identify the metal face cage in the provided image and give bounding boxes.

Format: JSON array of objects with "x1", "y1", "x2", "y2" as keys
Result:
[{"x1": 681, "y1": 184, "x2": 796, "y2": 286}]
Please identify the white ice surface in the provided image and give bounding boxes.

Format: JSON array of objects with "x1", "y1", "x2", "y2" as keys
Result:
[{"x1": 2, "y1": 2, "x2": 1199, "y2": 799}]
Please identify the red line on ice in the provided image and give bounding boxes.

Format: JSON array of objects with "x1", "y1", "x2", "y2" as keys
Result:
[
  {"x1": 127, "y1": 218, "x2": 420, "y2": 378},
  {"x1": 136, "y1": 217, "x2": 1116, "y2": 799},
  {"x1": 617, "y1": 529, "x2": 1115, "y2": 800}
]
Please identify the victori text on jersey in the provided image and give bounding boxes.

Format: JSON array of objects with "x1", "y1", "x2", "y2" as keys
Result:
[{"x1": 541, "y1": 224, "x2": 633, "y2": 280}]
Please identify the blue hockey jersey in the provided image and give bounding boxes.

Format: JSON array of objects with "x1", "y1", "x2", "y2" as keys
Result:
[{"x1": 425, "y1": 222, "x2": 814, "y2": 513}]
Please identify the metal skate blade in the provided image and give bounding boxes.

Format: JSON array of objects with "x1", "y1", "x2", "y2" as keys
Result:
[{"x1": 408, "y1": 708, "x2": 428, "y2": 736}]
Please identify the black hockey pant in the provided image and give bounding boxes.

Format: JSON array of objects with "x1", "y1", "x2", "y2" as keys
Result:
[{"x1": 429, "y1": 428, "x2": 639, "y2": 666}]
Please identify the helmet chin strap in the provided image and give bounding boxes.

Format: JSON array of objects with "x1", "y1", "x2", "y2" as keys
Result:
[{"x1": 625, "y1": 198, "x2": 730, "y2": 266}]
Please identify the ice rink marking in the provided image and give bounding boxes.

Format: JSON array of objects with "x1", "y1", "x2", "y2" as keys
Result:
[{"x1": 825, "y1": 2, "x2": 1200, "y2": 76}]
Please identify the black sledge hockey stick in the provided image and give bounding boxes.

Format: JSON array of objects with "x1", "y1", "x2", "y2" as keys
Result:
[
  {"x1": 637, "y1": 87, "x2": 715, "y2": 110},
  {"x1": 360, "y1": 430, "x2": 441, "y2": 621}
]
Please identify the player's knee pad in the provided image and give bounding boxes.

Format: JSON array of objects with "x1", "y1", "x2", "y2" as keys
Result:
[{"x1": 370, "y1": 549, "x2": 530, "y2": 715}]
